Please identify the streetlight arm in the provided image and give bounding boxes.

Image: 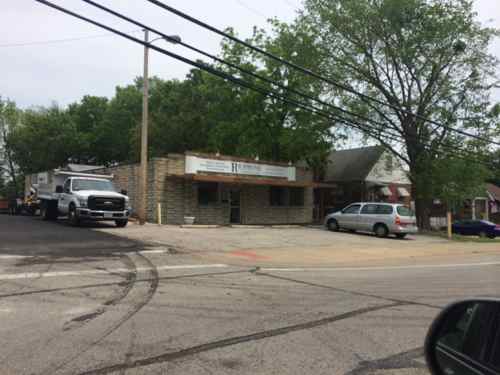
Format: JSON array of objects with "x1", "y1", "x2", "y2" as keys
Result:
[{"x1": 149, "y1": 34, "x2": 181, "y2": 45}]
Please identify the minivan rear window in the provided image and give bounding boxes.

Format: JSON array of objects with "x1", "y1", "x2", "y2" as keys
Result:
[{"x1": 397, "y1": 206, "x2": 414, "y2": 216}]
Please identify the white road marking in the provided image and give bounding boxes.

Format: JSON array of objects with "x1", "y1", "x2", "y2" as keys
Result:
[
  {"x1": 262, "y1": 262, "x2": 500, "y2": 272},
  {"x1": 0, "y1": 264, "x2": 229, "y2": 281},
  {"x1": 0, "y1": 255, "x2": 32, "y2": 259},
  {"x1": 136, "y1": 249, "x2": 170, "y2": 255},
  {"x1": 0, "y1": 249, "x2": 170, "y2": 261}
]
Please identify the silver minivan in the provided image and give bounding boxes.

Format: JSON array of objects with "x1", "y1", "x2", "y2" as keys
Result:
[{"x1": 324, "y1": 202, "x2": 418, "y2": 238}]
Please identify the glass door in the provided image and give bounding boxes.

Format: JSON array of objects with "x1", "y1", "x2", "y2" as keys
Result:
[{"x1": 230, "y1": 190, "x2": 241, "y2": 224}]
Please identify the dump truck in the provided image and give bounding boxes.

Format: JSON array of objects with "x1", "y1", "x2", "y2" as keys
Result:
[{"x1": 31, "y1": 168, "x2": 131, "y2": 227}]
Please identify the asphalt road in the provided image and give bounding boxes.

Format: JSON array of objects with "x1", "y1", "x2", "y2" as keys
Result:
[{"x1": 1, "y1": 214, "x2": 499, "y2": 374}]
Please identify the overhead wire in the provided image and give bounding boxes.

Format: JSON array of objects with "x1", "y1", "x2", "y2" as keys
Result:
[
  {"x1": 145, "y1": 0, "x2": 500, "y2": 147},
  {"x1": 80, "y1": 0, "x2": 495, "y2": 166},
  {"x1": 34, "y1": 0, "x2": 495, "y2": 168},
  {"x1": 0, "y1": 29, "x2": 141, "y2": 47}
]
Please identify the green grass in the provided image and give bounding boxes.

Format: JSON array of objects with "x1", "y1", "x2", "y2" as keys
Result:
[{"x1": 421, "y1": 230, "x2": 500, "y2": 243}]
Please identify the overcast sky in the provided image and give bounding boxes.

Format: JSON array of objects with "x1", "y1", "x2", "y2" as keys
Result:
[{"x1": 1, "y1": 0, "x2": 499, "y2": 109}]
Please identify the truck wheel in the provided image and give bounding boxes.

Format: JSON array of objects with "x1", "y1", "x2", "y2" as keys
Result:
[
  {"x1": 41, "y1": 202, "x2": 53, "y2": 220},
  {"x1": 40, "y1": 203, "x2": 49, "y2": 220},
  {"x1": 115, "y1": 219, "x2": 128, "y2": 228},
  {"x1": 68, "y1": 205, "x2": 80, "y2": 226}
]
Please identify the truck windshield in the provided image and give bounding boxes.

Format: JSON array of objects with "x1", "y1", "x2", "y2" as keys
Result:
[{"x1": 72, "y1": 179, "x2": 115, "y2": 192}]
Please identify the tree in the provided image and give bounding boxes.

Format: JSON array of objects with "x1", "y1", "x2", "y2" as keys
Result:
[
  {"x1": 302, "y1": 0, "x2": 500, "y2": 227},
  {"x1": 207, "y1": 22, "x2": 338, "y2": 169},
  {"x1": 93, "y1": 82, "x2": 142, "y2": 164},
  {"x1": 7, "y1": 105, "x2": 79, "y2": 174},
  {"x1": 68, "y1": 95, "x2": 108, "y2": 164},
  {"x1": 0, "y1": 97, "x2": 22, "y2": 195},
  {"x1": 149, "y1": 72, "x2": 217, "y2": 157}
]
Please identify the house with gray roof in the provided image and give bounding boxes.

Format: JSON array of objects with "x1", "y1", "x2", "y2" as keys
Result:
[{"x1": 314, "y1": 146, "x2": 412, "y2": 220}]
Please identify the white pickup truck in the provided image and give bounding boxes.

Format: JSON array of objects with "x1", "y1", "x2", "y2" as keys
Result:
[{"x1": 36, "y1": 169, "x2": 131, "y2": 227}]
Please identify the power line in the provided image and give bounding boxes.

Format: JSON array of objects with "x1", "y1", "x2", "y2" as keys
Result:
[
  {"x1": 233, "y1": 0, "x2": 269, "y2": 19},
  {"x1": 81, "y1": 0, "x2": 405, "y2": 141},
  {"x1": 35, "y1": 0, "x2": 495, "y2": 169},
  {"x1": 0, "y1": 29, "x2": 141, "y2": 48},
  {"x1": 81, "y1": 0, "x2": 494, "y2": 164},
  {"x1": 145, "y1": 0, "x2": 500, "y2": 147}
]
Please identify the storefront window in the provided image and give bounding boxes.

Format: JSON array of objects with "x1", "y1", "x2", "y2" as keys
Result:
[
  {"x1": 270, "y1": 187, "x2": 287, "y2": 206},
  {"x1": 289, "y1": 187, "x2": 304, "y2": 206},
  {"x1": 198, "y1": 182, "x2": 219, "y2": 205}
]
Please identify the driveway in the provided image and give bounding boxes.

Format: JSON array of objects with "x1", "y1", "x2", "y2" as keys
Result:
[{"x1": 97, "y1": 223, "x2": 500, "y2": 268}]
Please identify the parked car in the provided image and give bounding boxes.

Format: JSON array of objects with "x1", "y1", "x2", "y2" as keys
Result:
[
  {"x1": 324, "y1": 202, "x2": 418, "y2": 238},
  {"x1": 452, "y1": 220, "x2": 500, "y2": 239}
]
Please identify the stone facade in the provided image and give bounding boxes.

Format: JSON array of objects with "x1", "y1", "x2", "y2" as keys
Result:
[{"x1": 90, "y1": 153, "x2": 314, "y2": 225}]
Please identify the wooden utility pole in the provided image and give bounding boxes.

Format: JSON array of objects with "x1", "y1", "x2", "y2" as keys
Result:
[{"x1": 139, "y1": 29, "x2": 149, "y2": 225}]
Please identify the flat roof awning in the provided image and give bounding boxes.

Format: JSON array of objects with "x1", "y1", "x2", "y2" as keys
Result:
[{"x1": 179, "y1": 174, "x2": 313, "y2": 187}]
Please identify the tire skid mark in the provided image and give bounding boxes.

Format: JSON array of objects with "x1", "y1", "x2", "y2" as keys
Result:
[
  {"x1": 78, "y1": 302, "x2": 402, "y2": 375},
  {"x1": 119, "y1": 320, "x2": 137, "y2": 375},
  {"x1": 257, "y1": 272, "x2": 443, "y2": 310},
  {"x1": 42, "y1": 252, "x2": 159, "y2": 375},
  {"x1": 62, "y1": 255, "x2": 137, "y2": 331},
  {"x1": 0, "y1": 270, "x2": 247, "y2": 300}
]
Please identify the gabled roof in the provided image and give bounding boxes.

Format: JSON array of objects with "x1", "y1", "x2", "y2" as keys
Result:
[
  {"x1": 487, "y1": 183, "x2": 500, "y2": 202},
  {"x1": 64, "y1": 163, "x2": 104, "y2": 172},
  {"x1": 324, "y1": 146, "x2": 385, "y2": 182}
]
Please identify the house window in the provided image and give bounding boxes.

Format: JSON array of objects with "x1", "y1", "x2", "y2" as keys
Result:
[
  {"x1": 385, "y1": 154, "x2": 393, "y2": 170},
  {"x1": 270, "y1": 187, "x2": 287, "y2": 206},
  {"x1": 198, "y1": 182, "x2": 219, "y2": 205},
  {"x1": 289, "y1": 187, "x2": 304, "y2": 206}
]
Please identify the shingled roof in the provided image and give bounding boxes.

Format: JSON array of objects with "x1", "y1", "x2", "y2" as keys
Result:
[
  {"x1": 324, "y1": 146, "x2": 385, "y2": 182},
  {"x1": 487, "y1": 183, "x2": 500, "y2": 202}
]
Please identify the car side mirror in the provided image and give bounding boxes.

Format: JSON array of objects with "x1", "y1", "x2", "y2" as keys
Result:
[
  {"x1": 120, "y1": 189, "x2": 128, "y2": 196},
  {"x1": 55, "y1": 185, "x2": 63, "y2": 194},
  {"x1": 424, "y1": 299, "x2": 500, "y2": 375}
]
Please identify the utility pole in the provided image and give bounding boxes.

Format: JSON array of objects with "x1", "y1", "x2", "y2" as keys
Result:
[
  {"x1": 139, "y1": 29, "x2": 149, "y2": 225},
  {"x1": 138, "y1": 31, "x2": 181, "y2": 225}
]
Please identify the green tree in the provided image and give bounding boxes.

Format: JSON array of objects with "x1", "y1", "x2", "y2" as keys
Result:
[
  {"x1": 207, "y1": 22, "x2": 337, "y2": 170},
  {"x1": 68, "y1": 95, "x2": 108, "y2": 164},
  {"x1": 302, "y1": 0, "x2": 499, "y2": 227},
  {"x1": 7, "y1": 105, "x2": 79, "y2": 174},
  {"x1": 0, "y1": 97, "x2": 22, "y2": 195},
  {"x1": 149, "y1": 72, "x2": 216, "y2": 157},
  {"x1": 93, "y1": 82, "x2": 142, "y2": 164}
]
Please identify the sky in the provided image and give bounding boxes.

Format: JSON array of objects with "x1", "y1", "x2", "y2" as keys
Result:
[{"x1": 1, "y1": 0, "x2": 499, "y2": 109}]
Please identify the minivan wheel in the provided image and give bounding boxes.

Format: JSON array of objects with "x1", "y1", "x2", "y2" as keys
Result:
[
  {"x1": 374, "y1": 224, "x2": 389, "y2": 238},
  {"x1": 327, "y1": 219, "x2": 339, "y2": 232}
]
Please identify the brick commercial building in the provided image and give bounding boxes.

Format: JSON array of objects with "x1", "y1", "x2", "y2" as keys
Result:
[{"x1": 90, "y1": 152, "x2": 320, "y2": 225}]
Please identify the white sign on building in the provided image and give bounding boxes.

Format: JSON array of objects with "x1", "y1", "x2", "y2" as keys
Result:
[{"x1": 185, "y1": 155, "x2": 296, "y2": 181}]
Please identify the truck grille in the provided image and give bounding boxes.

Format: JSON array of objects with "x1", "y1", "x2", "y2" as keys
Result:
[{"x1": 88, "y1": 196, "x2": 125, "y2": 211}]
